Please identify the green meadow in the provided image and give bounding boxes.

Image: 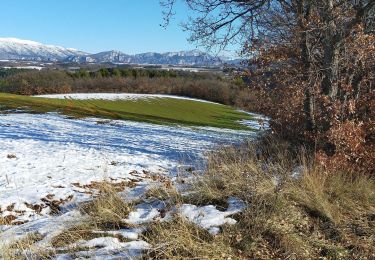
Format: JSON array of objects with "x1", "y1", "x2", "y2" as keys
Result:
[{"x1": 0, "y1": 93, "x2": 254, "y2": 130}]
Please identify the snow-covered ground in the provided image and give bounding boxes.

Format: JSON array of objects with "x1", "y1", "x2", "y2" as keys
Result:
[
  {"x1": 0, "y1": 197, "x2": 245, "y2": 258},
  {"x1": 0, "y1": 113, "x2": 256, "y2": 221},
  {"x1": 0, "y1": 95, "x2": 266, "y2": 257}
]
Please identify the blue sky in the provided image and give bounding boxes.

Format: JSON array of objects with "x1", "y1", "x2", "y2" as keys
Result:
[{"x1": 1, "y1": 0, "x2": 198, "y2": 54}]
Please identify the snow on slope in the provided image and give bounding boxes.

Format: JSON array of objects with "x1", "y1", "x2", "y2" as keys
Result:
[
  {"x1": 0, "y1": 113, "x2": 255, "y2": 222},
  {"x1": 36, "y1": 92, "x2": 219, "y2": 104},
  {"x1": 0, "y1": 38, "x2": 88, "y2": 61},
  {"x1": 0, "y1": 110, "x2": 263, "y2": 257}
]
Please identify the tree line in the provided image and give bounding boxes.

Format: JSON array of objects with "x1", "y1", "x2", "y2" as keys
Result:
[{"x1": 0, "y1": 68, "x2": 242, "y2": 105}]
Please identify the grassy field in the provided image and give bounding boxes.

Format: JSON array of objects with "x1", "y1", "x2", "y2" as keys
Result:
[{"x1": 0, "y1": 93, "x2": 253, "y2": 130}]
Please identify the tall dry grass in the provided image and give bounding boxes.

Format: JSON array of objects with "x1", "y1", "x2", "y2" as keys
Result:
[{"x1": 142, "y1": 136, "x2": 375, "y2": 259}]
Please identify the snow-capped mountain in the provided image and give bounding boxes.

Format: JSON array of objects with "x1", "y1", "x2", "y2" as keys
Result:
[
  {"x1": 0, "y1": 38, "x2": 237, "y2": 66},
  {"x1": 72, "y1": 49, "x2": 222, "y2": 66},
  {"x1": 0, "y1": 38, "x2": 88, "y2": 61},
  {"x1": 132, "y1": 50, "x2": 222, "y2": 66},
  {"x1": 88, "y1": 51, "x2": 133, "y2": 63}
]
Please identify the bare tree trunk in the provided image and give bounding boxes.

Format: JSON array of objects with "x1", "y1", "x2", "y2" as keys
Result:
[
  {"x1": 321, "y1": 0, "x2": 340, "y2": 100},
  {"x1": 322, "y1": 42, "x2": 340, "y2": 99},
  {"x1": 296, "y1": 0, "x2": 315, "y2": 131},
  {"x1": 304, "y1": 87, "x2": 316, "y2": 131}
]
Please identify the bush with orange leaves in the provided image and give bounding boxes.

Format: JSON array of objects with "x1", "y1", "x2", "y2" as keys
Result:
[{"x1": 242, "y1": 21, "x2": 374, "y2": 174}]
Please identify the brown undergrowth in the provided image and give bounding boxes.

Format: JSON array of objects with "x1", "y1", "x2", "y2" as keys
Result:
[{"x1": 142, "y1": 136, "x2": 375, "y2": 259}]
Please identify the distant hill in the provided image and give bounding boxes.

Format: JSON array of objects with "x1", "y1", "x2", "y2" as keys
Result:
[
  {"x1": 0, "y1": 38, "x2": 88, "y2": 61},
  {"x1": 0, "y1": 38, "x2": 240, "y2": 67}
]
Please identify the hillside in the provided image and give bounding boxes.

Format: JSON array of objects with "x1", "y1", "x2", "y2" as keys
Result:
[{"x1": 0, "y1": 38, "x2": 88, "y2": 61}]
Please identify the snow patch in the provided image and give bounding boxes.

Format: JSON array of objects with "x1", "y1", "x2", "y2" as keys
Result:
[
  {"x1": 179, "y1": 197, "x2": 246, "y2": 235},
  {"x1": 76, "y1": 238, "x2": 150, "y2": 259},
  {"x1": 35, "y1": 93, "x2": 220, "y2": 104}
]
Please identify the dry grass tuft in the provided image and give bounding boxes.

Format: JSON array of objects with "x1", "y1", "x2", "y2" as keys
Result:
[
  {"x1": 287, "y1": 169, "x2": 375, "y2": 224},
  {"x1": 185, "y1": 137, "x2": 294, "y2": 206},
  {"x1": 1, "y1": 232, "x2": 52, "y2": 260},
  {"x1": 79, "y1": 183, "x2": 132, "y2": 224},
  {"x1": 50, "y1": 183, "x2": 133, "y2": 249},
  {"x1": 143, "y1": 184, "x2": 181, "y2": 203},
  {"x1": 143, "y1": 217, "x2": 234, "y2": 259}
]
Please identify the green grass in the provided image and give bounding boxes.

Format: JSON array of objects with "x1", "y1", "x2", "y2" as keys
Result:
[{"x1": 0, "y1": 93, "x2": 254, "y2": 130}]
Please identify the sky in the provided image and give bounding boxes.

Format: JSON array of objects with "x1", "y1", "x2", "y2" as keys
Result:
[{"x1": 0, "y1": 0, "x2": 199, "y2": 54}]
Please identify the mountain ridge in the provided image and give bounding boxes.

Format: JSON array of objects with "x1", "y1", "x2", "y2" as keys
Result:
[
  {"x1": 0, "y1": 38, "x2": 237, "y2": 66},
  {"x1": 0, "y1": 38, "x2": 88, "y2": 62}
]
